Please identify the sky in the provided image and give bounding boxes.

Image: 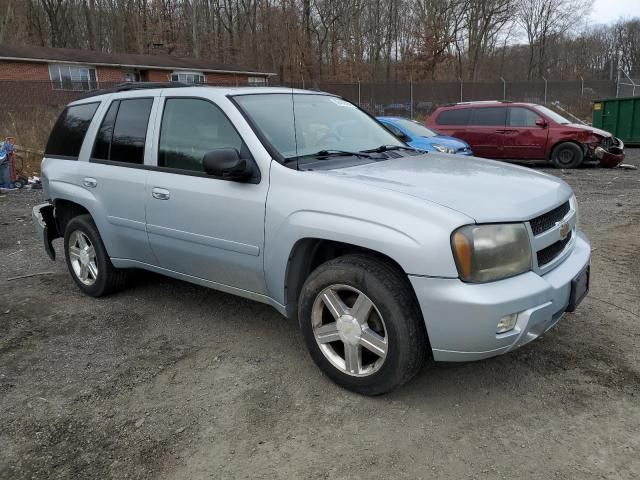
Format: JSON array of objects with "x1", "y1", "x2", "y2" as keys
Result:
[{"x1": 591, "y1": 0, "x2": 640, "y2": 24}]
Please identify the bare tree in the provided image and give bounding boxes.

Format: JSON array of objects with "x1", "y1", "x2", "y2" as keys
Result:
[{"x1": 517, "y1": 0, "x2": 592, "y2": 79}]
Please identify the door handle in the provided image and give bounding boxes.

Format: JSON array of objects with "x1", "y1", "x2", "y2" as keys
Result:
[
  {"x1": 83, "y1": 177, "x2": 97, "y2": 188},
  {"x1": 152, "y1": 188, "x2": 170, "y2": 200}
]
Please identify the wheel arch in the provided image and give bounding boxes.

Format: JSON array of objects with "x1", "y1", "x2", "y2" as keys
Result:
[
  {"x1": 49, "y1": 181, "x2": 114, "y2": 256},
  {"x1": 548, "y1": 139, "x2": 585, "y2": 161},
  {"x1": 283, "y1": 237, "x2": 415, "y2": 320},
  {"x1": 53, "y1": 198, "x2": 91, "y2": 236}
]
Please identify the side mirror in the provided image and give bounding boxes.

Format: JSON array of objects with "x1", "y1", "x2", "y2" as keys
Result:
[
  {"x1": 203, "y1": 149, "x2": 251, "y2": 181},
  {"x1": 535, "y1": 119, "x2": 548, "y2": 128}
]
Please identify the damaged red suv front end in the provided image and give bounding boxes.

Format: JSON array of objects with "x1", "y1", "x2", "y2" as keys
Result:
[{"x1": 589, "y1": 135, "x2": 625, "y2": 168}]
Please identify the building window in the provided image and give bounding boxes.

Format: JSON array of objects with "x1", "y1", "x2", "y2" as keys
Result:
[
  {"x1": 122, "y1": 70, "x2": 141, "y2": 82},
  {"x1": 170, "y1": 71, "x2": 206, "y2": 84},
  {"x1": 248, "y1": 76, "x2": 267, "y2": 86},
  {"x1": 49, "y1": 64, "x2": 98, "y2": 91}
]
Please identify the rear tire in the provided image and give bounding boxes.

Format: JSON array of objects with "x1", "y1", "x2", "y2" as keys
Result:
[
  {"x1": 298, "y1": 254, "x2": 428, "y2": 395},
  {"x1": 63, "y1": 214, "x2": 127, "y2": 297},
  {"x1": 551, "y1": 142, "x2": 584, "y2": 169}
]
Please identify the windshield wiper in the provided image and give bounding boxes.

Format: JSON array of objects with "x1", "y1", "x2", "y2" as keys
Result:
[
  {"x1": 284, "y1": 149, "x2": 374, "y2": 164},
  {"x1": 361, "y1": 145, "x2": 421, "y2": 153}
]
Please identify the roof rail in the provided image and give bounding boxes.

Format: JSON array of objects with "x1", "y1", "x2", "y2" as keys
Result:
[
  {"x1": 115, "y1": 81, "x2": 190, "y2": 91},
  {"x1": 76, "y1": 81, "x2": 190, "y2": 100},
  {"x1": 453, "y1": 100, "x2": 513, "y2": 105}
]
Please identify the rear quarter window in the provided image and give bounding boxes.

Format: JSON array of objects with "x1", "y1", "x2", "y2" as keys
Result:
[
  {"x1": 435, "y1": 108, "x2": 470, "y2": 126},
  {"x1": 45, "y1": 102, "x2": 99, "y2": 158}
]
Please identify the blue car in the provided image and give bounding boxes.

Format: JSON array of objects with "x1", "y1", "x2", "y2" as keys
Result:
[{"x1": 377, "y1": 116, "x2": 473, "y2": 155}]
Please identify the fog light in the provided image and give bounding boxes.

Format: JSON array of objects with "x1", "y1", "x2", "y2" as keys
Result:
[{"x1": 496, "y1": 313, "x2": 518, "y2": 333}]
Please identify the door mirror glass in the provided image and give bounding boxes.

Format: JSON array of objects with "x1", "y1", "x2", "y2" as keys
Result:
[
  {"x1": 203, "y1": 148, "x2": 250, "y2": 180},
  {"x1": 535, "y1": 118, "x2": 548, "y2": 128}
]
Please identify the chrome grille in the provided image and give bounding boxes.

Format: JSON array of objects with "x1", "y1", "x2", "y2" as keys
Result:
[
  {"x1": 537, "y1": 231, "x2": 572, "y2": 266},
  {"x1": 529, "y1": 201, "x2": 570, "y2": 236}
]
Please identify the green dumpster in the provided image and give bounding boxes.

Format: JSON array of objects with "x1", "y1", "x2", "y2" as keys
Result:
[{"x1": 592, "y1": 96, "x2": 640, "y2": 146}]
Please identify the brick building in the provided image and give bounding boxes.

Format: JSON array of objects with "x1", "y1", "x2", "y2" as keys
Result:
[{"x1": 0, "y1": 44, "x2": 275, "y2": 90}]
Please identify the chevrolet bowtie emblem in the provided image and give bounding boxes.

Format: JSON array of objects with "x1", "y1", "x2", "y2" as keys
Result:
[{"x1": 559, "y1": 222, "x2": 570, "y2": 240}]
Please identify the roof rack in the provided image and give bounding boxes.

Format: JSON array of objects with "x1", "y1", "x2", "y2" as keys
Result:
[{"x1": 77, "y1": 81, "x2": 191, "y2": 100}]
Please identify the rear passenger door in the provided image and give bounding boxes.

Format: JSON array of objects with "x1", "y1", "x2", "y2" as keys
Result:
[
  {"x1": 144, "y1": 95, "x2": 268, "y2": 295},
  {"x1": 466, "y1": 107, "x2": 507, "y2": 159},
  {"x1": 78, "y1": 95, "x2": 159, "y2": 265}
]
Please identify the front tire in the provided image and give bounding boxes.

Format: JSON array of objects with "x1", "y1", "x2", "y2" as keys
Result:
[
  {"x1": 551, "y1": 142, "x2": 584, "y2": 169},
  {"x1": 298, "y1": 254, "x2": 428, "y2": 395},
  {"x1": 63, "y1": 214, "x2": 127, "y2": 297}
]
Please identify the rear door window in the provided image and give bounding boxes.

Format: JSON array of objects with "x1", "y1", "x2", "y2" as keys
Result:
[
  {"x1": 435, "y1": 108, "x2": 470, "y2": 126},
  {"x1": 470, "y1": 107, "x2": 507, "y2": 126},
  {"x1": 92, "y1": 101, "x2": 119, "y2": 160},
  {"x1": 92, "y1": 98, "x2": 153, "y2": 164},
  {"x1": 508, "y1": 107, "x2": 542, "y2": 127},
  {"x1": 45, "y1": 102, "x2": 99, "y2": 158}
]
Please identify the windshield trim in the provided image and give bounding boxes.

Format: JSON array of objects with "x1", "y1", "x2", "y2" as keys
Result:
[{"x1": 229, "y1": 92, "x2": 409, "y2": 167}]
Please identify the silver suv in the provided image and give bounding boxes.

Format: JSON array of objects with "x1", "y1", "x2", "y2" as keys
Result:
[{"x1": 33, "y1": 85, "x2": 591, "y2": 395}]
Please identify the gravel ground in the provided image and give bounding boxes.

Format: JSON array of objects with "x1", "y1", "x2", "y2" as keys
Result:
[{"x1": 1, "y1": 153, "x2": 639, "y2": 480}]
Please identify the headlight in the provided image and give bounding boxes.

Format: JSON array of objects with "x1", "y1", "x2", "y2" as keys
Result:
[
  {"x1": 433, "y1": 144, "x2": 454, "y2": 154},
  {"x1": 451, "y1": 224, "x2": 532, "y2": 283}
]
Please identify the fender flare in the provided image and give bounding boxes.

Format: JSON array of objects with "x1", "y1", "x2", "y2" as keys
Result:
[{"x1": 264, "y1": 210, "x2": 423, "y2": 306}]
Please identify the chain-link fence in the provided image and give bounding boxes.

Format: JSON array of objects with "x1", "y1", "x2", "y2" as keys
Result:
[
  {"x1": 616, "y1": 69, "x2": 640, "y2": 98},
  {"x1": 0, "y1": 78, "x2": 621, "y2": 174},
  {"x1": 284, "y1": 79, "x2": 616, "y2": 119}
]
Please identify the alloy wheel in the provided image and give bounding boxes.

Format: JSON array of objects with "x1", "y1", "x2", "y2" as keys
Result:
[
  {"x1": 311, "y1": 284, "x2": 388, "y2": 377},
  {"x1": 68, "y1": 230, "x2": 98, "y2": 286}
]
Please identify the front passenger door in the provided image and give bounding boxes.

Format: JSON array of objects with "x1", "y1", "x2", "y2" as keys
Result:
[
  {"x1": 503, "y1": 107, "x2": 548, "y2": 160},
  {"x1": 145, "y1": 97, "x2": 268, "y2": 294}
]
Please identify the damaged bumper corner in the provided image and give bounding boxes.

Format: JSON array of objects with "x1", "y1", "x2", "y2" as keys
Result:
[
  {"x1": 593, "y1": 137, "x2": 625, "y2": 168},
  {"x1": 32, "y1": 203, "x2": 59, "y2": 261}
]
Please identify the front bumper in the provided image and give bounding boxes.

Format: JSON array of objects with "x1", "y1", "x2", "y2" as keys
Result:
[
  {"x1": 32, "y1": 202, "x2": 59, "y2": 260},
  {"x1": 591, "y1": 138, "x2": 625, "y2": 168},
  {"x1": 409, "y1": 231, "x2": 591, "y2": 362}
]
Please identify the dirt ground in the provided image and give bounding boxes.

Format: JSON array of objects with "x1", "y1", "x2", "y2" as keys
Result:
[{"x1": 1, "y1": 153, "x2": 639, "y2": 480}]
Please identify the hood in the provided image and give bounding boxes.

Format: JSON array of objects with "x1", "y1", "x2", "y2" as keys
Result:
[
  {"x1": 431, "y1": 135, "x2": 469, "y2": 148},
  {"x1": 409, "y1": 135, "x2": 468, "y2": 151},
  {"x1": 565, "y1": 123, "x2": 612, "y2": 138},
  {"x1": 322, "y1": 154, "x2": 572, "y2": 223}
]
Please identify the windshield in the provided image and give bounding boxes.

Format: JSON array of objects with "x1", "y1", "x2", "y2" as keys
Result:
[
  {"x1": 233, "y1": 93, "x2": 403, "y2": 159},
  {"x1": 533, "y1": 105, "x2": 571, "y2": 124},
  {"x1": 391, "y1": 118, "x2": 438, "y2": 138}
]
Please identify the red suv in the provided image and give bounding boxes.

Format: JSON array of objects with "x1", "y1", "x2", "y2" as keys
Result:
[{"x1": 426, "y1": 101, "x2": 624, "y2": 168}]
